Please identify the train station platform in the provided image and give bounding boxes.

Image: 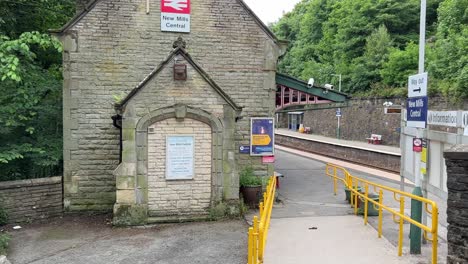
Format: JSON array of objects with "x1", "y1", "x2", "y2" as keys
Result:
[
  {"x1": 275, "y1": 129, "x2": 401, "y2": 172},
  {"x1": 275, "y1": 129, "x2": 400, "y2": 155},
  {"x1": 264, "y1": 148, "x2": 448, "y2": 264}
]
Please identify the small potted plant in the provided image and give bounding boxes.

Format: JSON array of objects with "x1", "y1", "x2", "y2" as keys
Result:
[{"x1": 239, "y1": 167, "x2": 263, "y2": 208}]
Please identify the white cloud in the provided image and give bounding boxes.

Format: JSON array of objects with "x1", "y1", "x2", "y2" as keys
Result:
[{"x1": 243, "y1": 0, "x2": 302, "y2": 24}]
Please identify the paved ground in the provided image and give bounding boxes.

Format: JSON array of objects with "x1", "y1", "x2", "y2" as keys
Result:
[
  {"x1": 265, "y1": 149, "x2": 447, "y2": 264},
  {"x1": 7, "y1": 215, "x2": 247, "y2": 264},
  {"x1": 5, "y1": 145, "x2": 448, "y2": 264}
]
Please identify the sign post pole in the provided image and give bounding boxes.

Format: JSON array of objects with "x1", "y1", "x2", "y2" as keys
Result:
[
  {"x1": 410, "y1": 0, "x2": 427, "y2": 255},
  {"x1": 336, "y1": 109, "x2": 342, "y2": 139}
]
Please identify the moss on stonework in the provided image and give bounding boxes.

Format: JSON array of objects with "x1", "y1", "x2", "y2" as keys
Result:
[
  {"x1": 116, "y1": 176, "x2": 135, "y2": 189},
  {"x1": 137, "y1": 174, "x2": 147, "y2": 189},
  {"x1": 112, "y1": 204, "x2": 147, "y2": 226},
  {"x1": 208, "y1": 200, "x2": 242, "y2": 221},
  {"x1": 122, "y1": 128, "x2": 135, "y2": 141}
]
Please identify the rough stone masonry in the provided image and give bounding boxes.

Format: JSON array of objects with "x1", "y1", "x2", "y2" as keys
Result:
[
  {"x1": 53, "y1": 0, "x2": 286, "y2": 224},
  {"x1": 444, "y1": 145, "x2": 468, "y2": 264}
]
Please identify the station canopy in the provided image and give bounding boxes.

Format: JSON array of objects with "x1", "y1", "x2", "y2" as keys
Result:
[{"x1": 275, "y1": 73, "x2": 350, "y2": 111}]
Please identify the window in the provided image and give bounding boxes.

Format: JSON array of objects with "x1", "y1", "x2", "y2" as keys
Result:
[{"x1": 283, "y1": 88, "x2": 290, "y2": 105}]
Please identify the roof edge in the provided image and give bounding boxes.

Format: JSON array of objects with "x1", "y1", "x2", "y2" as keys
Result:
[
  {"x1": 49, "y1": 0, "x2": 101, "y2": 34},
  {"x1": 115, "y1": 47, "x2": 243, "y2": 112},
  {"x1": 236, "y1": 0, "x2": 283, "y2": 45},
  {"x1": 276, "y1": 73, "x2": 351, "y2": 98},
  {"x1": 51, "y1": 0, "x2": 286, "y2": 46}
]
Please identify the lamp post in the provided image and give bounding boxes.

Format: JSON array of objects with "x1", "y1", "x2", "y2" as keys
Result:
[
  {"x1": 332, "y1": 74, "x2": 342, "y2": 139},
  {"x1": 332, "y1": 74, "x2": 342, "y2": 92}
]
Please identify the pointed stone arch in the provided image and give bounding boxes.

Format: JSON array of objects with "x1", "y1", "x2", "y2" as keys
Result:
[{"x1": 113, "y1": 103, "x2": 236, "y2": 225}]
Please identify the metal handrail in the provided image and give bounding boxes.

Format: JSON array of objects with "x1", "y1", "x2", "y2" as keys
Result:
[
  {"x1": 248, "y1": 176, "x2": 276, "y2": 264},
  {"x1": 325, "y1": 163, "x2": 439, "y2": 264}
]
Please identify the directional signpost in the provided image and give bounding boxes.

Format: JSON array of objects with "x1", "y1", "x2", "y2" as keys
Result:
[
  {"x1": 336, "y1": 108, "x2": 342, "y2": 139},
  {"x1": 407, "y1": 73, "x2": 428, "y2": 128},
  {"x1": 335, "y1": 109, "x2": 342, "y2": 117},
  {"x1": 408, "y1": 72, "x2": 428, "y2": 98},
  {"x1": 408, "y1": 0, "x2": 428, "y2": 254},
  {"x1": 407, "y1": 72, "x2": 428, "y2": 255}
]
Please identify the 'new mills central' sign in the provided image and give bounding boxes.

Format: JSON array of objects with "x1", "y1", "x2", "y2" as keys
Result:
[{"x1": 161, "y1": 0, "x2": 191, "y2": 33}]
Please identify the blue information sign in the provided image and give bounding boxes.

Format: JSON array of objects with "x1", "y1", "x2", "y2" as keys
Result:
[
  {"x1": 239, "y1": 145, "x2": 250, "y2": 154},
  {"x1": 407, "y1": 96, "x2": 428, "y2": 128},
  {"x1": 336, "y1": 109, "x2": 342, "y2": 117},
  {"x1": 250, "y1": 118, "x2": 275, "y2": 156}
]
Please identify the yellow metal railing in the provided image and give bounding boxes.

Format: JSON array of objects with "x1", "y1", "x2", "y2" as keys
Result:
[
  {"x1": 325, "y1": 163, "x2": 439, "y2": 264},
  {"x1": 248, "y1": 176, "x2": 276, "y2": 264}
]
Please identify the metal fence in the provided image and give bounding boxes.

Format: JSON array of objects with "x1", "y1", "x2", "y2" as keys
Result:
[
  {"x1": 247, "y1": 176, "x2": 276, "y2": 264},
  {"x1": 326, "y1": 163, "x2": 439, "y2": 264}
]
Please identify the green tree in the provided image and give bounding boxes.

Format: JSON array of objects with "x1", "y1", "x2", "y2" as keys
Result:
[
  {"x1": 348, "y1": 25, "x2": 393, "y2": 93},
  {"x1": 0, "y1": 33, "x2": 63, "y2": 179},
  {"x1": 429, "y1": 0, "x2": 468, "y2": 98},
  {"x1": 272, "y1": 0, "x2": 444, "y2": 94},
  {"x1": 0, "y1": 0, "x2": 74, "y2": 180},
  {"x1": 381, "y1": 42, "x2": 419, "y2": 87}
]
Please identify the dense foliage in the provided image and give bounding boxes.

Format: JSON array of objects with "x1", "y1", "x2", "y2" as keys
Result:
[
  {"x1": 272, "y1": 0, "x2": 467, "y2": 98},
  {"x1": 0, "y1": 0, "x2": 75, "y2": 180}
]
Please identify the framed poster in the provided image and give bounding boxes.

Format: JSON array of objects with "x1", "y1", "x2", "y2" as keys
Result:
[
  {"x1": 250, "y1": 118, "x2": 275, "y2": 156},
  {"x1": 166, "y1": 135, "x2": 194, "y2": 180}
]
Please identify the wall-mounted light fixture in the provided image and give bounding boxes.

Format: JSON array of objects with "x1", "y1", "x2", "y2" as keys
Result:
[{"x1": 173, "y1": 64, "x2": 187, "y2": 81}]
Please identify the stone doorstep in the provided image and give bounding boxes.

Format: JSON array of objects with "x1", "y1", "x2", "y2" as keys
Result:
[{"x1": 147, "y1": 214, "x2": 210, "y2": 224}]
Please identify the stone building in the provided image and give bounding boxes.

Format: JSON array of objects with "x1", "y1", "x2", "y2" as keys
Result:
[{"x1": 52, "y1": 0, "x2": 286, "y2": 224}]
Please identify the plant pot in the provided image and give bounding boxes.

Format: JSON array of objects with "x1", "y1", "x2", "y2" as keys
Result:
[
  {"x1": 344, "y1": 186, "x2": 363, "y2": 203},
  {"x1": 240, "y1": 185, "x2": 262, "y2": 208},
  {"x1": 358, "y1": 193, "x2": 380, "y2": 216}
]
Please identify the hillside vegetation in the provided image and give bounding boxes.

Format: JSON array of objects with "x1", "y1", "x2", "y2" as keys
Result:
[{"x1": 271, "y1": 0, "x2": 467, "y2": 98}]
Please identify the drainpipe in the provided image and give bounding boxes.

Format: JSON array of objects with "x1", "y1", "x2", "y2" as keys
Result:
[{"x1": 111, "y1": 114, "x2": 123, "y2": 164}]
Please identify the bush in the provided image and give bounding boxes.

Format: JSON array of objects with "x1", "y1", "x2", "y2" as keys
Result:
[
  {"x1": 0, "y1": 205, "x2": 7, "y2": 226},
  {"x1": 0, "y1": 233, "x2": 9, "y2": 255},
  {"x1": 239, "y1": 167, "x2": 262, "y2": 187},
  {"x1": 209, "y1": 202, "x2": 228, "y2": 221}
]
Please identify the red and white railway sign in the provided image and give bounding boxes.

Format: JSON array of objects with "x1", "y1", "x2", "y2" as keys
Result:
[{"x1": 161, "y1": 0, "x2": 191, "y2": 33}]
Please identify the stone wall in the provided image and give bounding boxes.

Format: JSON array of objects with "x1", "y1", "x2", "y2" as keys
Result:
[
  {"x1": 444, "y1": 145, "x2": 468, "y2": 264},
  {"x1": 300, "y1": 98, "x2": 404, "y2": 146},
  {"x1": 285, "y1": 97, "x2": 468, "y2": 147},
  {"x1": 147, "y1": 118, "x2": 212, "y2": 217},
  {"x1": 0, "y1": 177, "x2": 62, "y2": 223},
  {"x1": 59, "y1": 0, "x2": 281, "y2": 211},
  {"x1": 276, "y1": 134, "x2": 401, "y2": 173}
]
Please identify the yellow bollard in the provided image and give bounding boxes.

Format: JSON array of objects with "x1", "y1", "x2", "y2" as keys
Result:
[
  {"x1": 253, "y1": 216, "x2": 259, "y2": 263},
  {"x1": 259, "y1": 202, "x2": 264, "y2": 218},
  {"x1": 364, "y1": 184, "x2": 369, "y2": 225},
  {"x1": 432, "y1": 206, "x2": 438, "y2": 264},
  {"x1": 248, "y1": 227, "x2": 254, "y2": 264},
  {"x1": 378, "y1": 190, "x2": 383, "y2": 238},
  {"x1": 398, "y1": 197, "x2": 405, "y2": 256},
  {"x1": 333, "y1": 167, "x2": 337, "y2": 195}
]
